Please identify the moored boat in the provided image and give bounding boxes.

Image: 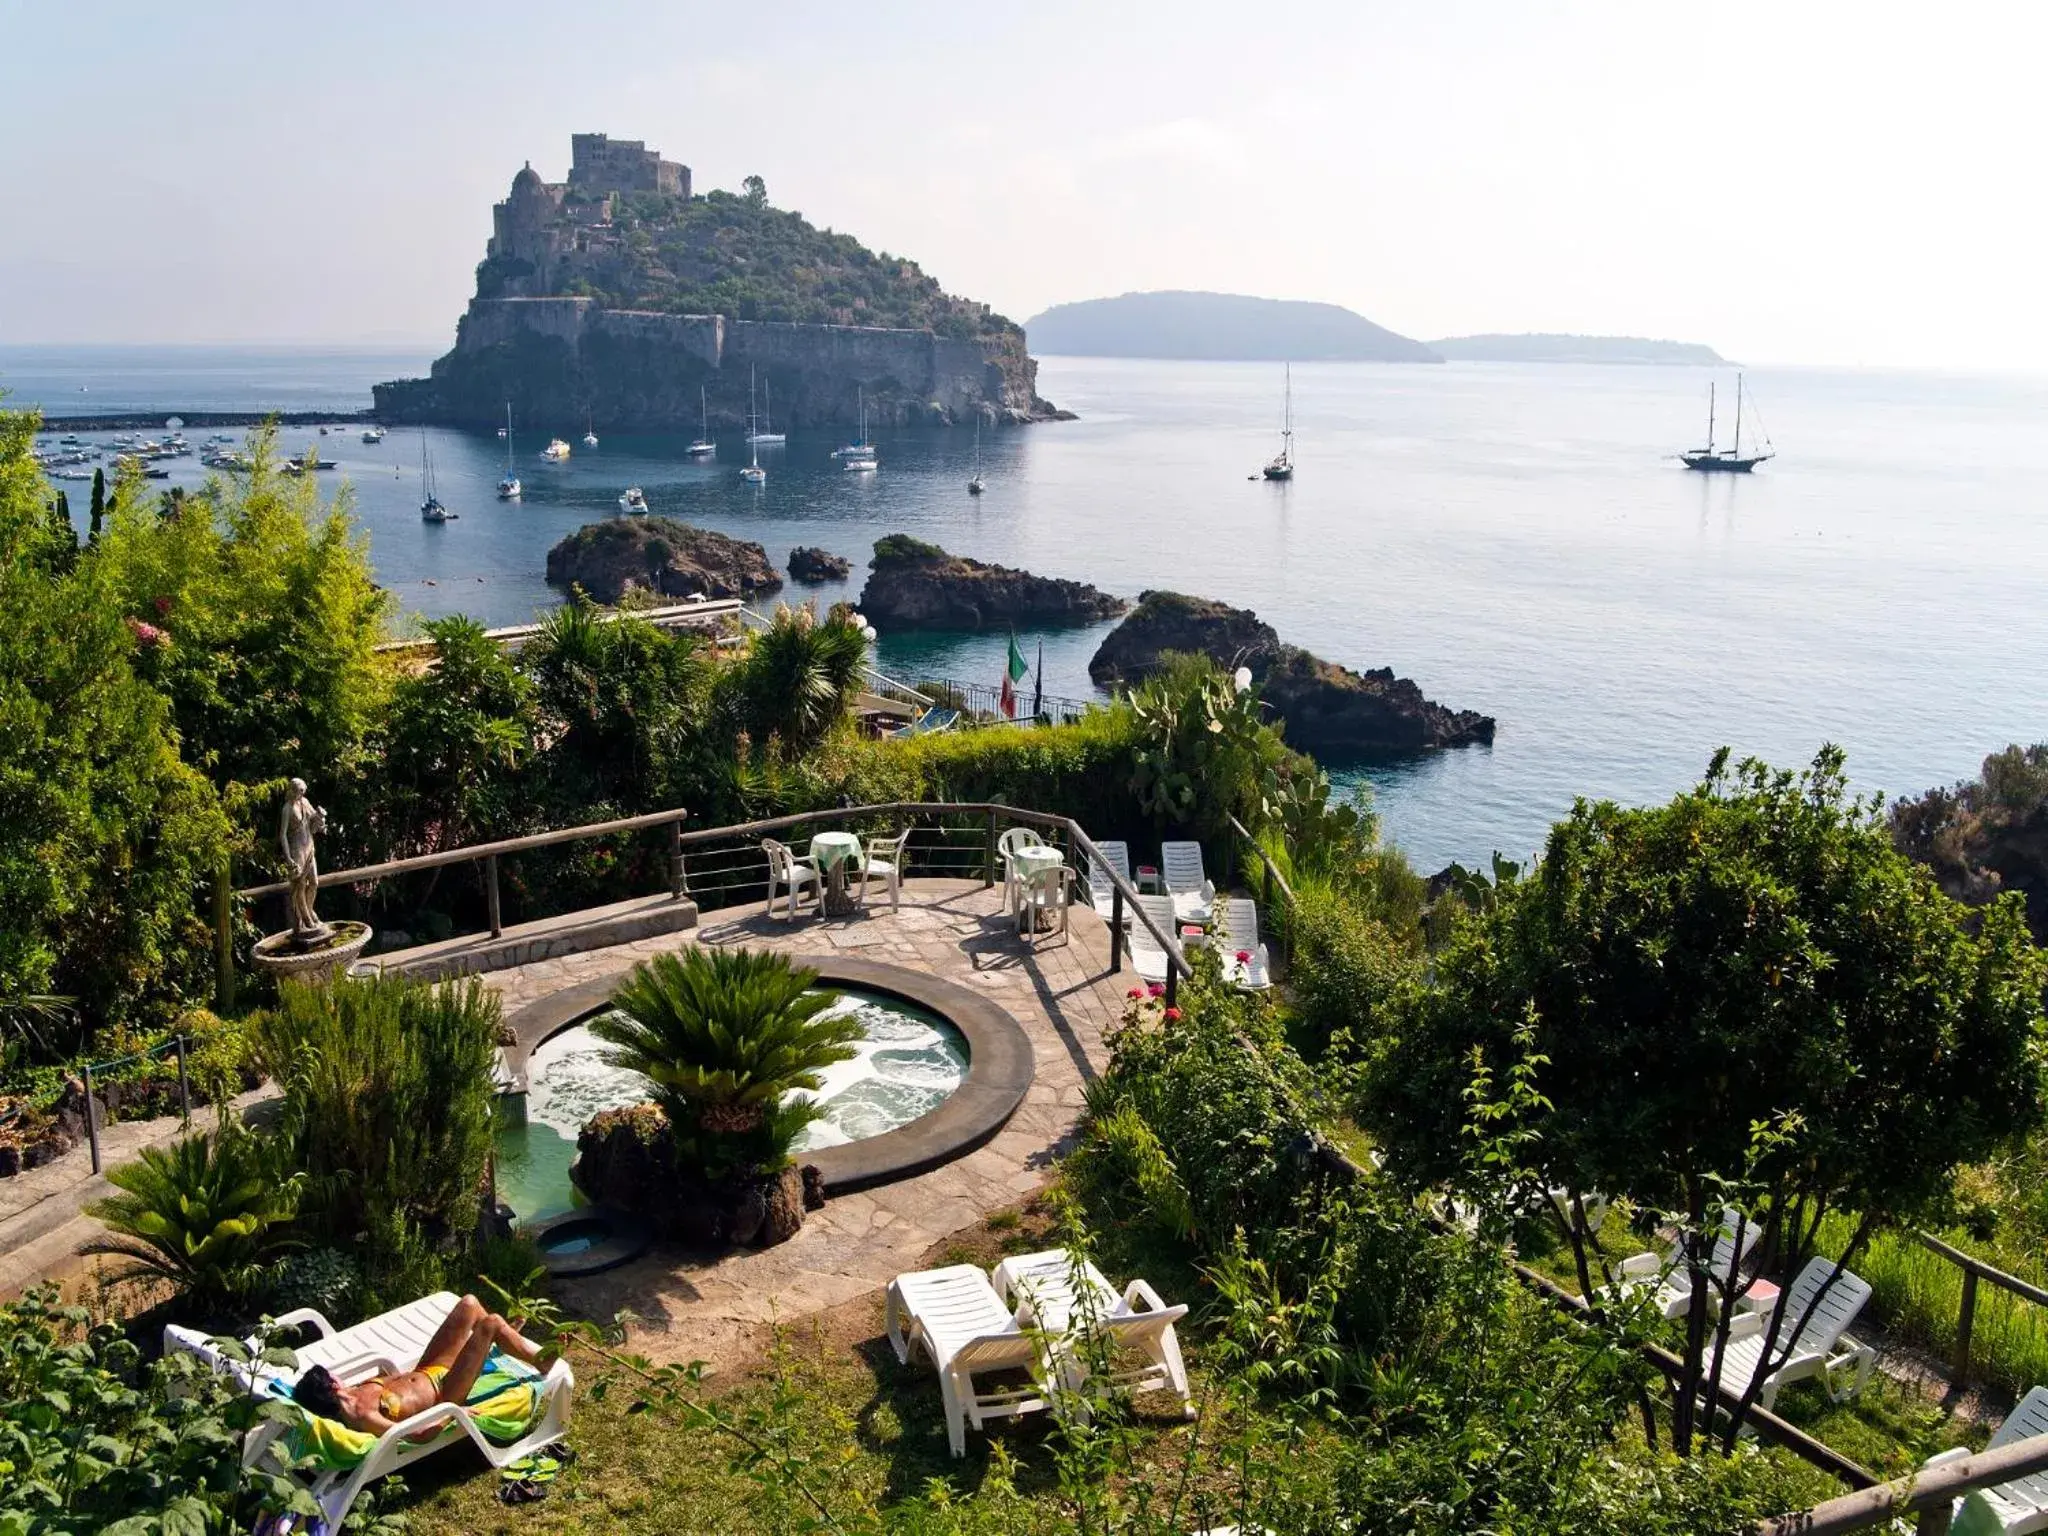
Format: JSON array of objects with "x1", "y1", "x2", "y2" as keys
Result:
[
  {"x1": 1680, "y1": 374, "x2": 1775, "y2": 473},
  {"x1": 1262, "y1": 363, "x2": 1295, "y2": 481},
  {"x1": 618, "y1": 486, "x2": 648, "y2": 513},
  {"x1": 540, "y1": 438, "x2": 571, "y2": 462}
]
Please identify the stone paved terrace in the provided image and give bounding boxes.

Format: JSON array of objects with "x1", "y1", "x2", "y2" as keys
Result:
[{"x1": 487, "y1": 877, "x2": 1134, "y2": 1367}]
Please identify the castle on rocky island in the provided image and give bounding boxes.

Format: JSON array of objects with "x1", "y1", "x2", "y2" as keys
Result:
[{"x1": 375, "y1": 133, "x2": 1059, "y2": 433}]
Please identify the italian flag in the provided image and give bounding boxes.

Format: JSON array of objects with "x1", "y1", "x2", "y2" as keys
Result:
[{"x1": 1000, "y1": 633, "x2": 1028, "y2": 719}]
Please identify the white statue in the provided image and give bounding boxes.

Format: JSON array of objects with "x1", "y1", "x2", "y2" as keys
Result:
[{"x1": 280, "y1": 778, "x2": 332, "y2": 943}]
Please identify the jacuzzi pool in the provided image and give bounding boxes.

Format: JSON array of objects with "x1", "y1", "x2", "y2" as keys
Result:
[{"x1": 493, "y1": 987, "x2": 970, "y2": 1223}]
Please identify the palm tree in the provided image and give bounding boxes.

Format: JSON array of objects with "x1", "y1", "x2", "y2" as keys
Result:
[
  {"x1": 83, "y1": 1126, "x2": 300, "y2": 1314},
  {"x1": 593, "y1": 949, "x2": 862, "y2": 1170},
  {"x1": 728, "y1": 605, "x2": 868, "y2": 750}
]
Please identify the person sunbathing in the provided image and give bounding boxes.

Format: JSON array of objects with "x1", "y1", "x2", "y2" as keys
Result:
[{"x1": 288, "y1": 1294, "x2": 553, "y2": 1435}]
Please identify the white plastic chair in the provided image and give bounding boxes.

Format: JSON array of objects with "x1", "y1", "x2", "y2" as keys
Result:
[
  {"x1": 1127, "y1": 894, "x2": 1179, "y2": 983},
  {"x1": 1085, "y1": 839, "x2": 1132, "y2": 920},
  {"x1": 885, "y1": 1264, "x2": 1056, "y2": 1457},
  {"x1": 1924, "y1": 1385, "x2": 2048, "y2": 1534},
  {"x1": 763, "y1": 837, "x2": 818, "y2": 921},
  {"x1": 1216, "y1": 898, "x2": 1271, "y2": 991},
  {"x1": 1706, "y1": 1257, "x2": 1876, "y2": 1411},
  {"x1": 859, "y1": 828, "x2": 911, "y2": 913},
  {"x1": 990, "y1": 1248, "x2": 1193, "y2": 1419},
  {"x1": 1613, "y1": 1207, "x2": 1762, "y2": 1321},
  {"x1": 165, "y1": 1291, "x2": 574, "y2": 1533},
  {"x1": 1019, "y1": 861, "x2": 1074, "y2": 944},
  {"x1": 997, "y1": 826, "x2": 1045, "y2": 917},
  {"x1": 1159, "y1": 841, "x2": 1214, "y2": 922}
]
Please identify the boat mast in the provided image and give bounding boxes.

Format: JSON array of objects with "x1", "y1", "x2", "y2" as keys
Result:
[
  {"x1": 749, "y1": 367, "x2": 760, "y2": 469},
  {"x1": 1282, "y1": 363, "x2": 1294, "y2": 463},
  {"x1": 1733, "y1": 374, "x2": 1744, "y2": 459},
  {"x1": 1706, "y1": 382, "x2": 1717, "y2": 455},
  {"x1": 504, "y1": 403, "x2": 514, "y2": 471},
  {"x1": 700, "y1": 386, "x2": 708, "y2": 440}
]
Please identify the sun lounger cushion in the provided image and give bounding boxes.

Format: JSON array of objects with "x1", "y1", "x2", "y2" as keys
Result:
[{"x1": 269, "y1": 1350, "x2": 546, "y2": 1470}]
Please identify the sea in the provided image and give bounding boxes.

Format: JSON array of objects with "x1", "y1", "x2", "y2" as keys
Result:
[{"x1": 8, "y1": 341, "x2": 2047, "y2": 873}]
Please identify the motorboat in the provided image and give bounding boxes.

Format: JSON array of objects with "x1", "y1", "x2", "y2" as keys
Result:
[
  {"x1": 618, "y1": 486, "x2": 649, "y2": 513},
  {"x1": 540, "y1": 438, "x2": 571, "y2": 462}
]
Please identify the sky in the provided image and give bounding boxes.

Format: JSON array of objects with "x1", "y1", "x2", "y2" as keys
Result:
[{"x1": 3, "y1": 0, "x2": 2044, "y2": 369}]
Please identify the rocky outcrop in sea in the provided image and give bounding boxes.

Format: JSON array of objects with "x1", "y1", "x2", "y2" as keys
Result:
[
  {"x1": 787, "y1": 546, "x2": 851, "y2": 583},
  {"x1": 545, "y1": 518, "x2": 782, "y2": 604},
  {"x1": 1089, "y1": 590, "x2": 1495, "y2": 757},
  {"x1": 858, "y1": 535, "x2": 1128, "y2": 631}
]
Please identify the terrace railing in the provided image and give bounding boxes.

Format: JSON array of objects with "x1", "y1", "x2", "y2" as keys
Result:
[{"x1": 219, "y1": 800, "x2": 1192, "y2": 1007}]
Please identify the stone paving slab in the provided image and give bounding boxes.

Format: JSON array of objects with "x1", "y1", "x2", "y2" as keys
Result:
[{"x1": 486, "y1": 878, "x2": 1132, "y2": 1364}]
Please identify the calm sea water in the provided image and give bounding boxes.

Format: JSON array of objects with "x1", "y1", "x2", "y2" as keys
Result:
[{"x1": 8, "y1": 343, "x2": 2046, "y2": 871}]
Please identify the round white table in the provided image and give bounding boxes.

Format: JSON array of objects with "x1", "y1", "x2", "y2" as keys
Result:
[
  {"x1": 810, "y1": 831, "x2": 864, "y2": 917},
  {"x1": 1012, "y1": 845, "x2": 1066, "y2": 933}
]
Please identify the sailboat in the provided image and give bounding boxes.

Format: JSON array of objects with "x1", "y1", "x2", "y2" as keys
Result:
[
  {"x1": 686, "y1": 387, "x2": 715, "y2": 458},
  {"x1": 740, "y1": 369, "x2": 767, "y2": 484},
  {"x1": 747, "y1": 374, "x2": 787, "y2": 446},
  {"x1": 582, "y1": 412, "x2": 599, "y2": 450},
  {"x1": 967, "y1": 416, "x2": 985, "y2": 495},
  {"x1": 496, "y1": 405, "x2": 521, "y2": 499},
  {"x1": 1262, "y1": 364, "x2": 1295, "y2": 481},
  {"x1": 842, "y1": 386, "x2": 877, "y2": 472},
  {"x1": 1681, "y1": 374, "x2": 1774, "y2": 473},
  {"x1": 419, "y1": 434, "x2": 454, "y2": 522}
]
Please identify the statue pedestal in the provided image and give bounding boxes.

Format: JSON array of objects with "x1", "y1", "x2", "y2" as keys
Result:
[{"x1": 250, "y1": 920, "x2": 372, "y2": 984}]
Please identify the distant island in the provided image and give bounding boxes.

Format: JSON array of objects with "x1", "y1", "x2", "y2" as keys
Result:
[
  {"x1": 1426, "y1": 334, "x2": 1726, "y2": 365},
  {"x1": 376, "y1": 132, "x2": 1061, "y2": 432},
  {"x1": 1023, "y1": 291, "x2": 1441, "y2": 364}
]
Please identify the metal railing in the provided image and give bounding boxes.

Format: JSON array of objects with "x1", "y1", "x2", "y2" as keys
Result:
[
  {"x1": 1227, "y1": 813, "x2": 1296, "y2": 961},
  {"x1": 219, "y1": 800, "x2": 1193, "y2": 1006},
  {"x1": 78, "y1": 1035, "x2": 194, "y2": 1174},
  {"x1": 373, "y1": 599, "x2": 745, "y2": 657}
]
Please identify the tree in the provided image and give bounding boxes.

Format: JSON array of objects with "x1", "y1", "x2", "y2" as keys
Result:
[
  {"x1": 742, "y1": 174, "x2": 767, "y2": 206},
  {"x1": 1126, "y1": 652, "x2": 1288, "y2": 842},
  {"x1": 1367, "y1": 747, "x2": 2048, "y2": 1452},
  {"x1": 0, "y1": 408, "x2": 231, "y2": 1036},
  {"x1": 88, "y1": 465, "x2": 105, "y2": 540}
]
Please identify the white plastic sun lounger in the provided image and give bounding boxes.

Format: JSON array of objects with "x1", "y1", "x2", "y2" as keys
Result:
[
  {"x1": 1085, "y1": 839, "x2": 1132, "y2": 921},
  {"x1": 1128, "y1": 894, "x2": 1180, "y2": 983},
  {"x1": 1705, "y1": 1257, "x2": 1875, "y2": 1411},
  {"x1": 990, "y1": 1248, "x2": 1193, "y2": 1418},
  {"x1": 1613, "y1": 1207, "x2": 1762, "y2": 1321},
  {"x1": 166, "y1": 1291, "x2": 574, "y2": 1531},
  {"x1": 886, "y1": 1264, "x2": 1056, "y2": 1457},
  {"x1": 1160, "y1": 841, "x2": 1214, "y2": 922},
  {"x1": 1923, "y1": 1385, "x2": 2048, "y2": 1534},
  {"x1": 1216, "y1": 898, "x2": 1271, "y2": 991}
]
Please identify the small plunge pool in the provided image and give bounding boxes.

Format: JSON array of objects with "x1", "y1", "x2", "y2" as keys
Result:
[{"x1": 494, "y1": 986, "x2": 969, "y2": 1223}]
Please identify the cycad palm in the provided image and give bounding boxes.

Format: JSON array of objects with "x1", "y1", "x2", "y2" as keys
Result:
[
  {"x1": 594, "y1": 948, "x2": 861, "y2": 1151},
  {"x1": 83, "y1": 1126, "x2": 300, "y2": 1314}
]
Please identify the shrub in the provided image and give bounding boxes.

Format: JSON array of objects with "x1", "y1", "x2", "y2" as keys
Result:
[
  {"x1": 594, "y1": 948, "x2": 862, "y2": 1178},
  {"x1": 263, "y1": 1245, "x2": 364, "y2": 1325},
  {"x1": 256, "y1": 973, "x2": 499, "y2": 1294},
  {"x1": 82, "y1": 1123, "x2": 300, "y2": 1319},
  {"x1": 1286, "y1": 878, "x2": 1421, "y2": 1059}
]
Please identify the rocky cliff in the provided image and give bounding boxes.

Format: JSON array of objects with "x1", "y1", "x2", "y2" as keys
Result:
[
  {"x1": 374, "y1": 142, "x2": 1064, "y2": 431},
  {"x1": 1089, "y1": 591, "x2": 1495, "y2": 757},
  {"x1": 859, "y1": 536, "x2": 1127, "y2": 631},
  {"x1": 545, "y1": 518, "x2": 781, "y2": 604},
  {"x1": 787, "y1": 546, "x2": 851, "y2": 583}
]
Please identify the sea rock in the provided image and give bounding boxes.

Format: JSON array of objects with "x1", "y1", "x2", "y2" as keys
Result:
[
  {"x1": 545, "y1": 518, "x2": 782, "y2": 605},
  {"x1": 1089, "y1": 590, "x2": 1496, "y2": 757},
  {"x1": 787, "y1": 546, "x2": 851, "y2": 583},
  {"x1": 859, "y1": 534, "x2": 1127, "y2": 631}
]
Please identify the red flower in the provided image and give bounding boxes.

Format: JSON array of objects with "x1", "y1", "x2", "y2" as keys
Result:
[
  {"x1": 152, "y1": 595, "x2": 173, "y2": 617},
  {"x1": 1147, "y1": 984, "x2": 1165, "y2": 998},
  {"x1": 1236, "y1": 950, "x2": 1252, "y2": 963},
  {"x1": 1126, "y1": 988, "x2": 1144, "y2": 1000},
  {"x1": 1163, "y1": 1007, "x2": 1182, "y2": 1022}
]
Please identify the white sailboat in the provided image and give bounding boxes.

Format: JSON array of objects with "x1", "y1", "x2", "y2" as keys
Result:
[
  {"x1": 967, "y1": 416, "x2": 985, "y2": 495},
  {"x1": 1262, "y1": 364, "x2": 1294, "y2": 481},
  {"x1": 582, "y1": 412, "x2": 599, "y2": 449},
  {"x1": 747, "y1": 373, "x2": 786, "y2": 445},
  {"x1": 740, "y1": 369, "x2": 767, "y2": 484},
  {"x1": 842, "y1": 386, "x2": 877, "y2": 471},
  {"x1": 420, "y1": 434, "x2": 455, "y2": 521},
  {"x1": 497, "y1": 404, "x2": 521, "y2": 499},
  {"x1": 686, "y1": 386, "x2": 715, "y2": 458}
]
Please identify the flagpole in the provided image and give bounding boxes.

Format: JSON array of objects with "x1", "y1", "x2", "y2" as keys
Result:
[{"x1": 1032, "y1": 640, "x2": 1043, "y2": 722}]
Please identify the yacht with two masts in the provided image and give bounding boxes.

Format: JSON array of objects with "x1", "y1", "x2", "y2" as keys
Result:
[{"x1": 1680, "y1": 374, "x2": 1774, "y2": 473}]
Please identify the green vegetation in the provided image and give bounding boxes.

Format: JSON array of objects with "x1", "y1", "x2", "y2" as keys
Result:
[
  {"x1": 254, "y1": 973, "x2": 501, "y2": 1309},
  {"x1": 484, "y1": 186, "x2": 1017, "y2": 341},
  {"x1": 595, "y1": 948, "x2": 862, "y2": 1177},
  {"x1": 1892, "y1": 740, "x2": 2048, "y2": 938}
]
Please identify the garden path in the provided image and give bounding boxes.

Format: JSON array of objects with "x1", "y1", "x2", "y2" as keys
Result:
[{"x1": 486, "y1": 877, "x2": 1135, "y2": 1370}]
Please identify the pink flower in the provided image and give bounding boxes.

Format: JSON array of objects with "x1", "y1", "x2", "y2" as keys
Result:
[
  {"x1": 1236, "y1": 950, "x2": 1252, "y2": 964},
  {"x1": 1147, "y1": 984, "x2": 1165, "y2": 999},
  {"x1": 127, "y1": 617, "x2": 166, "y2": 648},
  {"x1": 1126, "y1": 988, "x2": 1144, "y2": 1000},
  {"x1": 1164, "y1": 1007, "x2": 1182, "y2": 1022}
]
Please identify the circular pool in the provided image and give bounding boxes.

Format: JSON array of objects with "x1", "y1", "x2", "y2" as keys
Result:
[{"x1": 495, "y1": 982, "x2": 982, "y2": 1224}]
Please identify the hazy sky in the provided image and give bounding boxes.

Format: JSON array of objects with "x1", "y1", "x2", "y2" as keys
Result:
[{"x1": 4, "y1": 1, "x2": 2043, "y2": 368}]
